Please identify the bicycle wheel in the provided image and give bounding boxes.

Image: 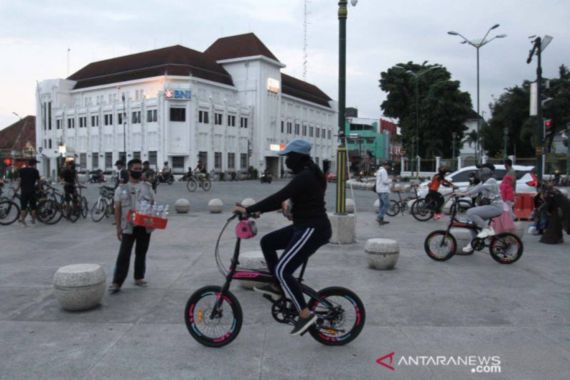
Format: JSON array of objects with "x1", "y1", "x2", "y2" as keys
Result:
[
  {"x1": 184, "y1": 285, "x2": 242, "y2": 348},
  {"x1": 307, "y1": 286, "x2": 366, "y2": 346},
  {"x1": 411, "y1": 199, "x2": 434, "y2": 222},
  {"x1": 37, "y1": 199, "x2": 59, "y2": 224},
  {"x1": 385, "y1": 200, "x2": 400, "y2": 217},
  {"x1": 424, "y1": 230, "x2": 456, "y2": 261},
  {"x1": 0, "y1": 200, "x2": 20, "y2": 225},
  {"x1": 65, "y1": 201, "x2": 81, "y2": 223},
  {"x1": 90, "y1": 198, "x2": 107, "y2": 223},
  {"x1": 202, "y1": 178, "x2": 212, "y2": 192},
  {"x1": 489, "y1": 233, "x2": 523, "y2": 264},
  {"x1": 81, "y1": 196, "x2": 89, "y2": 218},
  {"x1": 186, "y1": 178, "x2": 198, "y2": 192},
  {"x1": 449, "y1": 199, "x2": 472, "y2": 217}
]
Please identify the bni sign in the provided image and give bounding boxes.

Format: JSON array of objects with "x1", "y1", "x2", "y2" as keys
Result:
[{"x1": 165, "y1": 89, "x2": 192, "y2": 100}]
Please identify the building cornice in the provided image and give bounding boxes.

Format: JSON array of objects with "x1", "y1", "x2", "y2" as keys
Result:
[
  {"x1": 215, "y1": 55, "x2": 286, "y2": 68},
  {"x1": 281, "y1": 93, "x2": 335, "y2": 113}
]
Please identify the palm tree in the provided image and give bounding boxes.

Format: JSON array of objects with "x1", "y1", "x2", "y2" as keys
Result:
[{"x1": 463, "y1": 130, "x2": 478, "y2": 148}]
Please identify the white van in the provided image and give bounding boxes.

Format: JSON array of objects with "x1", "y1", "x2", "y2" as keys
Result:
[{"x1": 417, "y1": 164, "x2": 536, "y2": 198}]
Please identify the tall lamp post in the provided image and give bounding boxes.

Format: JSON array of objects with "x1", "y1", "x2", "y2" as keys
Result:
[
  {"x1": 336, "y1": 0, "x2": 358, "y2": 214},
  {"x1": 448, "y1": 25, "x2": 506, "y2": 164},
  {"x1": 395, "y1": 64, "x2": 440, "y2": 177},
  {"x1": 121, "y1": 94, "x2": 127, "y2": 163}
]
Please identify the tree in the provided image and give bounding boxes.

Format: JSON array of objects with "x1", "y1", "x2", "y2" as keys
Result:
[{"x1": 379, "y1": 62, "x2": 473, "y2": 158}]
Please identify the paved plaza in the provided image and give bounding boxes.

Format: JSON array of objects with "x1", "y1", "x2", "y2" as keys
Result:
[{"x1": 1, "y1": 181, "x2": 569, "y2": 379}]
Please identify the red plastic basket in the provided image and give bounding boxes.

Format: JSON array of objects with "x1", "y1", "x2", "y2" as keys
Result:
[{"x1": 128, "y1": 211, "x2": 168, "y2": 229}]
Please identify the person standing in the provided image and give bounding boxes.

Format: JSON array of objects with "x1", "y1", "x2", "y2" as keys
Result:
[
  {"x1": 109, "y1": 159, "x2": 155, "y2": 294},
  {"x1": 375, "y1": 161, "x2": 392, "y2": 225},
  {"x1": 114, "y1": 160, "x2": 129, "y2": 188},
  {"x1": 60, "y1": 159, "x2": 79, "y2": 210},
  {"x1": 501, "y1": 159, "x2": 516, "y2": 212},
  {"x1": 13, "y1": 159, "x2": 40, "y2": 225},
  {"x1": 504, "y1": 159, "x2": 517, "y2": 193},
  {"x1": 141, "y1": 161, "x2": 157, "y2": 193}
]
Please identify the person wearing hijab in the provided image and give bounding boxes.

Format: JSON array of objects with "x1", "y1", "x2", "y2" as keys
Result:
[{"x1": 456, "y1": 167, "x2": 503, "y2": 253}]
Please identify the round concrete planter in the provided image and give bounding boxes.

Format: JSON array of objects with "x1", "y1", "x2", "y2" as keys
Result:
[
  {"x1": 238, "y1": 251, "x2": 266, "y2": 289},
  {"x1": 174, "y1": 198, "x2": 190, "y2": 214},
  {"x1": 241, "y1": 198, "x2": 256, "y2": 208},
  {"x1": 53, "y1": 264, "x2": 106, "y2": 311},
  {"x1": 365, "y1": 238, "x2": 399, "y2": 270},
  {"x1": 345, "y1": 198, "x2": 355, "y2": 214},
  {"x1": 208, "y1": 198, "x2": 223, "y2": 213}
]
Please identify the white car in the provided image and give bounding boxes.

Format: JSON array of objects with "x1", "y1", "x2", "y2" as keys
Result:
[{"x1": 417, "y1": 164, "x2": 536, "y2": 198}]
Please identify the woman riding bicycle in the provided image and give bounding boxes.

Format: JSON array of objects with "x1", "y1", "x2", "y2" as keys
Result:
[
  {"x1": 457, "y1": 165, "x2": 503, "y2": 254},
  {"x1": 233, "y1": 139, "x2": 331, "y2": 336}
]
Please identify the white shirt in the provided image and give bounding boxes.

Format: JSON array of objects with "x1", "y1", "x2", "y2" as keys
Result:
[{"x1": 375, "y1": 167, "x2": 391, "y2": 193}]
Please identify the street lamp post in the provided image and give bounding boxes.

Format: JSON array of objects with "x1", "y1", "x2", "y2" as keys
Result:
[
  {"x1": 448, "y1": 25, "x2": 506, "y2": 164},
  {"x1": 336, "y1": 0, "x2": 358, "y2": 215},
  {"x1": 121, "y1": 94, "x2": 127, "y2": 163}
]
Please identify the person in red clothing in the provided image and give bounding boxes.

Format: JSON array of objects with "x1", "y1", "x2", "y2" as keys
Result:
[
  {"x1": 426, "y1": 166, "x2": 455, "y2": 220},
  {"x1": 527, "y1": 168, "x2": 539, "y2": 190}
]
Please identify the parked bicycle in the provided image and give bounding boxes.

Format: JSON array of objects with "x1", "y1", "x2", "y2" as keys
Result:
[
  {"x1": 0, "y1": 183, "x2": 20, "y2": 225},
  {"x1": 385, "y1": 183, "x2": 419, "y2": 217},
  {"x1": 184, "y1": 212, "x2": 366, "y2": 347},
  {"x1": 186, "y1": 172, "x2": 212, "y2": 192},
  {"x1": 424, "y1": 194, "x2": 523, "y2": 264},
  {"x1": 90, "y1": 185, "x2": 116, "y2": 222},
  {"x1": 411, "y1": 191, "x2": 472, "y2": 222}
]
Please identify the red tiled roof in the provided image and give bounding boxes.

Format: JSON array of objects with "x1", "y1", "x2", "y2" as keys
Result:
[
  {"x1": 0, "y1": 116, "x2": 36, "y2": 151},
  {"x1": 68, "y1": 45, "x2": 234, "y2": 89},
  {"x1": 204, "y1": 33, "x2": 280, "y2": 62},
  {"x1": 281, "y1": 74, "x2": 332, "y2": 108}
]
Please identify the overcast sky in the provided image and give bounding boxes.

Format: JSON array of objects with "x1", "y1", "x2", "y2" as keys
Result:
[{"x1": 0, "y1": 0, "x2": 568, "y2": 130}]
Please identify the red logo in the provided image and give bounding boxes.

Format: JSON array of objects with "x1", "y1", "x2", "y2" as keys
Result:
[{"x1": 376, "y1": 352, "x2": 396, "y2": 371}]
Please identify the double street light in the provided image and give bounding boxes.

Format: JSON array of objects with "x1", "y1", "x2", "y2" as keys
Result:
[{"x1": 448, "y1": 24, "x2": 506, "y2": 163}]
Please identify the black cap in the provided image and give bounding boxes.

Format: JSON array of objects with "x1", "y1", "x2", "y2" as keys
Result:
[
  {"x1": 115, "y1": 160, "x2": 124, "y2": 166},
  {"x1": 382, "y1": 160, "x2": 391, "y2": 166},
  {"x1": 28, "y1": 158, "x2": 39, "y2": 165}
]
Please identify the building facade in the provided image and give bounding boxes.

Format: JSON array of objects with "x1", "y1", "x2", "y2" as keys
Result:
[{"x1": 35, "y1": 33, "x2": 337, "y2": 178}]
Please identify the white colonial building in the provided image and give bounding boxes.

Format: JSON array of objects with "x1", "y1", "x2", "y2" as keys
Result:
[{"x1": 36, "y1": 33, "x2": 337, "y2": 178}]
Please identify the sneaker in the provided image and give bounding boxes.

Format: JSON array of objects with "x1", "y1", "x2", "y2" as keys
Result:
[
  {"x1": 477, "y1": 227, "x2": 495, "y2": 239},
  {"x1": 290, "y1": 313, "x2": 318, "y2": 336},
  {"x1": 253, "y1": 284, "x2": 283, "y2": 301},
  {"x1": 18, "y1": 219, "x2": 27, "y2": 227},
  {"x1": 134, "y1": 279, "x2": 148, "y2": 287},
  {"x1": 108, "y1": 284, "x2": 121, "y2": 294},
  {"x1": 460, "y1": 243, "x2": 474, "y2": 255}
]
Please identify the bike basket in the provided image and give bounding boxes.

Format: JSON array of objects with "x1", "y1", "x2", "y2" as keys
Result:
[
  {"x1": 127, "y1": 210, "x2": 168, "y2": 229},
  {"x1": 235, "y1": 219, "x2": 257, "y2": 239}
]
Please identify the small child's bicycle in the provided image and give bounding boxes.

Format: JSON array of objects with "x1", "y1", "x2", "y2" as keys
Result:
[
  {"x1": 184, "y1": 213, "x2": 366, "y2": 347},
  {"x1": 424, "y1": 195, "x2": 523, "y2": 264}
]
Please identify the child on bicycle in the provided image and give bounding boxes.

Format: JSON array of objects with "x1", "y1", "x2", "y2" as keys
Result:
[
  {"x1": 233, "y1": 139, "x2": 331, "y2": 336},
  {"x1": 427, "y1": 166, "x2": 454, "y2": 220}
]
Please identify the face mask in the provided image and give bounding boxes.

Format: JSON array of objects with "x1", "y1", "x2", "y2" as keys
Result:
[{"x1": 130, "y1": 170, "x2": 142, "y2": 180}]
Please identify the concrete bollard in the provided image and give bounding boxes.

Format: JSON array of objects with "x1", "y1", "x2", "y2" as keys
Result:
[
  {"x1": 345, "y1": 198, "x2": 355, "y2": 214},
  {"x1": 174, "y1": 198, "x2": 190, "y2": 214},
  {"x1": 53, "y1": 264, "x2": 106, "y2": 311},
  {"x1": 241, "y1": 198, "x2": 256, "y2": 208},
  {"x1": 513, "y1": 221, "x2": 526, "y2": 239},
  {"x1": 365, "y1": 238, "x2": 399, "y2": 270},
  {"x1": 238, "y1": 251, "x2": 267, "y2": 289},
  {"x1": 208, "y1": 198, "x2": 223, "y2": 214}
]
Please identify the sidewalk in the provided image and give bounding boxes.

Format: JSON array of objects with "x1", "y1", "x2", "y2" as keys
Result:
[{"x1": 0, "y1": 210, "x2": 569, "y2": 379}]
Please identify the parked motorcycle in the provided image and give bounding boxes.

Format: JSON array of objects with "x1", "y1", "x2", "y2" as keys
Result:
[
  {"x1": 88, "y1": 169, "x2": 105, "y2": 183},
  {"x1": 260, "y1": 171, "x2": 273, "y2": 184},
  {"x1": 157, "y1": 170, "x2": 174, "y2": 185}
]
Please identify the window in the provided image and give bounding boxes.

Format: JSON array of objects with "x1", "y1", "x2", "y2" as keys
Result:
[
  {"x1": 105, "y1": 152, "x2": 113, "y2": 168},
  {"x1": 240, "y1": 117, "x2": 248, "y2": 128},
  {"x1": 92, "y1": 153, "x2": 99, "y2": 169},
  {"x1": 48, "y1": 139, "x2": 52, "y2": 149},
  {"x1": 133, "y1": 151, "x2": 141, "y2": 160},
  {"x1": 302, "y1": 124, "x2": 307, "y2": 136},
  {"x1": 117, "y1": 113, "x2": 123, "y2": 125},
  {"x1": 281, "y1": 121, "x2": 285, "y2": 133},
  {"x1": 80, "y1": 153, "x2": 87, "y2": 170},
  {"x1": 227, "y1": 115, "x2": 236, "y2": 127},
  {"x1": 309, "y1": 126, "x2": 314, "y2": 137},
  {"x1": 227, "y1": 153, "x2": 235, "y2": 169},
  {"x1": 214, "y1": 113, "x2": 223, "y2": 125},
  {"x1": 91, "y1": 115, "x2": 99, "y2": 127},
  {"x1": 48, "y1": 102, "x2": 52, "y2": 130},
  {"x1": 199, "y1": 110, "x2": 209, "y2": 124},
  {"x1": 147, "y1": 109, "x2": 157, "y2": 122},
  {"x1": 240, "y1": 153, "x2": 248, "y2": 169},
  {"x1": 104, "y1": 114, "x2": 113, "y2": 126},
  {"x1": 56, "y1": 119, "x2": 62, "y2": 129},
  {"x1": 79, "y1": 116, "x2": 87, "y2": 128},
  {"x1": 214, "y1": 152, "x2": 222, "y2": 169},
  {"x1": 294, "y1": 123, "x2": 300, "y2": 135},
  {"x1": 316, "y1": 128, "x2": 320, "y2": 138},
  {"x1": 328, "y1": 130, "x2": 332, "y2": 139},
  {"x1": 287, "y1": 122, "x2": 292, "y2": 134},
  {"x1": 67, "y1": 118, "x2": 75, "y2": 129},
  {"x1": 132, "y1": 111, "x2": 141, "y2": 124},
  {"x1": 170, "y1": 107, "x2": 186, "y2": 122},
  {"x1": 172, "y1": 156, "x2": 185, "y2": 170},
  {"x1": 148, "y1": 151, "x2": 157, "y2": 166}
]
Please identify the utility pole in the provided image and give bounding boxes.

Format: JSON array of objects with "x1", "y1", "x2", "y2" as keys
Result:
[
  {"x1": 567, "y1": 123, "x2": 570, "y2": 176},
  {"x1": 503, "y1": 127, "x2": 508, "y2": 160}
]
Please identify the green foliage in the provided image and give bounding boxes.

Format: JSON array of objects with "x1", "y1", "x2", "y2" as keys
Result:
[{"x1": 379, "y1": 62, "x2": 473, "y2": 158}]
